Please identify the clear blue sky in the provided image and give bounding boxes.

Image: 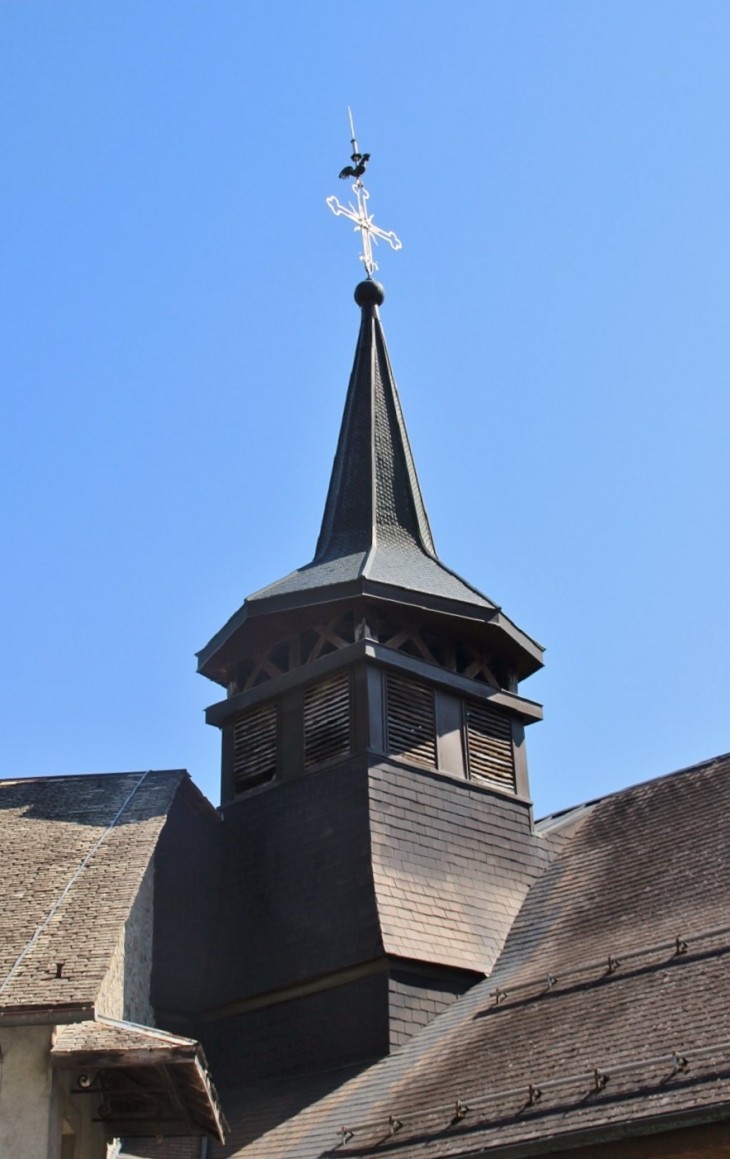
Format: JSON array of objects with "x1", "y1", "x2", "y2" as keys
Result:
[{"x1": 1, "y1": 2, "x2": 729, "y2": 817}]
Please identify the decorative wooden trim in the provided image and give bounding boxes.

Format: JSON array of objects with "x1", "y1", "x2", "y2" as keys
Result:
[{"x1": 206, "y1": 642, "x2": 543, "y2": 728}]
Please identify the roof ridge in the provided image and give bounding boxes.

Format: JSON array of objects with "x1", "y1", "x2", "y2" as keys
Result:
[
  {"x1": 537, "y1": 749, "x2": 730, "y2": 827},
  {"x1": 0, "y1": 768, "x2": 186, "y2": 787}
]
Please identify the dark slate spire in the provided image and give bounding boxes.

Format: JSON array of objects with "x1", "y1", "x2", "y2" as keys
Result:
[
  {"x1": 315, "y1": 278, "x2": 436, "y2": 563},
  {"x1": 247, "y1": 282, "x2": 494, "y2": 611}
]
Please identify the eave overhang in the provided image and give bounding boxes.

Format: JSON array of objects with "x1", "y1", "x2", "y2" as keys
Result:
[
  {"x1": 0, "y1": 1001, "x2": 95, "y2": 1027},
  {"x1": 51, "y1": 1017, "x2": 228, "y2": 1143},
  {"x1": 197, "y1": 580, "x2": 544, "y2": 687},
  {"x1": 459, "y1": 1101, "x2": 730, "y2": 1159}
]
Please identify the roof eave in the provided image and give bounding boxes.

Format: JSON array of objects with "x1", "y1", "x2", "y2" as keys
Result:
[
  {"x1": 197, "y1": 578, "x2": 543, "y2": 687},
  {"x1": 455, "y1": 1100, "x2": 730, "y2": 1159},
  {"x1": 197, "y1": 601, "x2": 251, "y2": 677},
  {"x1": 0, "y1": 1001, "x2": 95, "y2": 1026}
]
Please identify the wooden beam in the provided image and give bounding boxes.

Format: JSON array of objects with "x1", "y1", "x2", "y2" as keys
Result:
[{"x1": 52, "y1": 1048, "x2": 196, "y2": 1069}]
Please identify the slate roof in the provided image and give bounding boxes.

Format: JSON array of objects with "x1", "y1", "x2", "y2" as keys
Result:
[
  {"x1": 196, "y1": 288, "x2": 545, "y2": 685},
  {"x1": 180, "y1": 751, "x2": 730, "y2": 1159},
  {"x1": 0, "y1": 769, "x2": 187, "y2": 1015},
  {"x1": 246, "y1": 293, "x2": 494, "y2": 613}
]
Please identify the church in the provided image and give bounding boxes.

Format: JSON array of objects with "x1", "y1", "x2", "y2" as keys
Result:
[{"x1": 1, "y1": 153, "x2": 729, "y2": 1159}]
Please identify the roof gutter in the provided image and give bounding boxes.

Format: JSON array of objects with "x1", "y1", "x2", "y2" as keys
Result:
[
  {"x1": 0, "y1": 1002, "x2": 94, "y2": 1027},
  {"x1": 459, "y1": 1102, "x2": 730, "y2": 1159}
]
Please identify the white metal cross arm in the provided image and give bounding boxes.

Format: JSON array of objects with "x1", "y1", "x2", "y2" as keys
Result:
[{"x1": 326, "y1": 181, "x2": 402, "y2": 277}]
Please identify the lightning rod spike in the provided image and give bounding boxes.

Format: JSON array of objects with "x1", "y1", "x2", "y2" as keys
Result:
[{"x1": 347, "y1": 106, "x2": 358, "y2": 157}]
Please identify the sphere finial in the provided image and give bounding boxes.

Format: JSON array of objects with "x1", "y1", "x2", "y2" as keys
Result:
[{"x1": 354, "y1": 279, "x2": 385, "y2": 307}]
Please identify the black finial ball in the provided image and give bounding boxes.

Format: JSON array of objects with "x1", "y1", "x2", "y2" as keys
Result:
[{"x1": 354, "y1": 279, "x2": 385, "y2": 307}]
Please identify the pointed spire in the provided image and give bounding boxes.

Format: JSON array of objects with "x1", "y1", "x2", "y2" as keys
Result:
[
  {"x1": 197, "y1": 279, "x2": 546, "y2": 684},
  {"x1": 245, "y1": 283, "x2": 494, "y2": 612},
  {"x1": 315, "y1": 279, "x2": 436, "y2": 564},
  {"x1": 196, "y1": 125, "x2": 545, "y2": 682}
]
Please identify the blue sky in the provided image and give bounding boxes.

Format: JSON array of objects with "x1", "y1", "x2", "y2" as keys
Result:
[{"x1": 1, "y1": 2, "x2": 729, "y2": 816}]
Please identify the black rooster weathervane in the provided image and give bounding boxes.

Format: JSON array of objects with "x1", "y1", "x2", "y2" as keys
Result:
[{"x1": 326, "y1": 108, "x2": 401, "y2": 278}]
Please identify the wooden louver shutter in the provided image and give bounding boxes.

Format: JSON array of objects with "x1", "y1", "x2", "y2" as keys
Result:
[
  {"x1": 386, "y1": 674, "x2": 436, "y2": 769},
  {"x1": 303, "y1": 672, "x2": 351, "y2": 768},
  {"x1": 465, "y1": 701, "x2": 515, "y2": 792},
  {"x1": 233, "y1": 702, "x2": 278, "y2": 794}
]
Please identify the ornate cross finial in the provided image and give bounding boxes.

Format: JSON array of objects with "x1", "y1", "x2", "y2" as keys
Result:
[{"x1": 326, "y1": 109, "x2": 402, "y2": 278}]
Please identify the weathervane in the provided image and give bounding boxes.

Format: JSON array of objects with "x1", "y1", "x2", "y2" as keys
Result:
[{"x1": 326, "y1": 109, "x2": 402, "y2": 278}]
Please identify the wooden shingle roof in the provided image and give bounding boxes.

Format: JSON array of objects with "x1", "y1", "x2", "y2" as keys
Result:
[
  {"x1": 52, "y1": 1017, "x2": 227, "y2": 1143},
  {"x1": 0, "y1": 769, "x2": 186, "y2": 1016},
  {"x1": 194, "y1": 752, "x2": 730, "y2": 1159},
  {"x1": 246, "y1": 293, "x2": 494, "y2": 613}
]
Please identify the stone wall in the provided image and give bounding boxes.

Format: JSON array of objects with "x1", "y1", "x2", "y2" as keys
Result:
[{"x1": 96, "y1": 861, "x2": 154, "y2": 1025}]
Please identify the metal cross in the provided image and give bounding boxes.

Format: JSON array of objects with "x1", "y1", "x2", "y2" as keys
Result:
[{"x1": 326, "y1": 109, "x2": 402, "y2": 277}]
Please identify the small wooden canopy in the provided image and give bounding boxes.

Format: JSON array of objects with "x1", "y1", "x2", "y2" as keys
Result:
[{"x1": 51, "y1": 1017, "x2": 227, "y2": 1143}]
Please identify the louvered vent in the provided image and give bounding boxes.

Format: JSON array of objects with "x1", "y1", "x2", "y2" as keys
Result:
[
  {"x1": 386, "y1": 674, "x2": 436, "y2": 768},
  {"x1": 465, "y1": 701, "x2": 515, "y2": 792},
  {"x1": 303, "y1": 672, "x2": 351, "y2": 768},
  {"x1": 233, "y1": 702, "x2": 278, "y2": 794}
]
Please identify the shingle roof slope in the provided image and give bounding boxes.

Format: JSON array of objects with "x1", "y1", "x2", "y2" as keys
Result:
[
  {"x1": 205, "y1": 752, "x2": 730, "y2": 1159},
  {"x1": 52, "y1": 1018, "x2": 202, "y2": 1057},
  {"x1": 0, "y1": 770, "x2": 184, "y2": 1013},
  {"x1": 246, "y1": 295, "x2": 493, "y2": 612}
]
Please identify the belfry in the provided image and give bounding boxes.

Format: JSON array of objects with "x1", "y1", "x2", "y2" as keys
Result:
[
  {"x1": 198, "y1": 275, "x2": 544, "y2": 803},
  {"x1": 189, "y1": 143, "x2": 551, "y2": 1085}
]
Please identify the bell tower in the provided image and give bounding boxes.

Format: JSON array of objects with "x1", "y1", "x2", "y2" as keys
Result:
[
  {"x1": 176, "y1": 122, "x2": 554, "y2": 1090},
  {"x1": 199, "y1": 276, "x2": 544, "y2": 806},
  {"x1": 192, "y1": 271, "x2": 552, "y2": 1088}
]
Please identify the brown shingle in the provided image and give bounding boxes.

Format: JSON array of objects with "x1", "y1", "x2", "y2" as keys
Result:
[
  {"x1": 0, "y1": 769, "x2": 185, "y2": 1012},
  {"x1": 195, "y1": 753, "x2": 730, "y2": 1159}
]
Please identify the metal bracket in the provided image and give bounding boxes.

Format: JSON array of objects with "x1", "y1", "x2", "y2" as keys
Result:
[
  {"x1": 671, "y1": 1052, "x2": 689, "y2": 1075},
  {"x1": 593, "y1": 1067, "x2": 609, "y2": 1091},
  {"x1": 452, "y1": 1099, "x2": 469, "y2": 1124}
]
